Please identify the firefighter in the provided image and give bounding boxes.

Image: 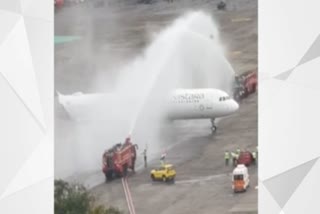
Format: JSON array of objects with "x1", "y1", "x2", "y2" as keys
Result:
[
  {"x1": 224, "y1": 151, "x2": 230, "y2": 166},
  {"x1": 252, "y1": 151, "x2": 257, "y2": 165},
  {"x1": 125, "y1": 137, "x2": 131, "y2": 144},
  {"x1": 160, "y1": 151, "x2": 166, "y2": 166},
  {"x1": 142, "y1": 149, "x2": 147, "y2": 168}
]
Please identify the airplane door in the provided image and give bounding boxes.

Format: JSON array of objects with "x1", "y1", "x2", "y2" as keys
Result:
[{"x1": 205, "y1": 98, "x2": 213, "y2": 111}]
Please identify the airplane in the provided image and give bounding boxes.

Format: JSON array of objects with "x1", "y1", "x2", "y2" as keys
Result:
[
  {"x1": 57, "y1": 88, "x2": 239, "y2": 133},
  {"x1": 167, "y1": 88, "x2": 239, "y2": 132}
]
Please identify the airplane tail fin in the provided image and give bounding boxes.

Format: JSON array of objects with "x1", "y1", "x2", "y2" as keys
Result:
[{"x1": 56, "y1": 91, "x2": 67, "y2": 107}]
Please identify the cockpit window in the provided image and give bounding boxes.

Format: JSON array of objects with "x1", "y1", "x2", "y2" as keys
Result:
[{"x1": 219, "y1": 96, "x2": 230, "y2": 101}]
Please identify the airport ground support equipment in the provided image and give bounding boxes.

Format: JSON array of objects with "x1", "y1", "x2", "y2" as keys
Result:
[
  {"x1": 102, "y1": 137, "x2": 138, "y2": 182},
  {"x1": 54, "y1": 0, "x2": 64, "y2": 7},
  {"x1": 234, "y1": 69, "x2": 257, "y2": 101},
  {"x1": 150, "y1": 164, "x2": 176, "y2": 183},
  {"x1": 232, "y1": 164, "x2": 250, "y2": 193},
  {"x1": 236, "y1": 151, "x2": 254, "y2": 166}
]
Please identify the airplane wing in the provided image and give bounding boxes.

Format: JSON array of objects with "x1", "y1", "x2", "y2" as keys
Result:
[{"x1": 57, "y1": 92, "x2": 136, "y2": 121}]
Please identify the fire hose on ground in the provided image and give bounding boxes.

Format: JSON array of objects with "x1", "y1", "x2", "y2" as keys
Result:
[{"x1": 122, "y1": 177, "x2": 136, "y2": 214}]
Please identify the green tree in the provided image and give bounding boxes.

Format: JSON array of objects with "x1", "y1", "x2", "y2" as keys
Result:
[
  {"x1": 55, "y1": 179, "x2": 91, "y2": 214},
  {"x1": 55, "y1": 179, "x2": 122, "y2": 214},
  {"x1": 89, "y1": 205, "x2": 122, "y2": 214}
]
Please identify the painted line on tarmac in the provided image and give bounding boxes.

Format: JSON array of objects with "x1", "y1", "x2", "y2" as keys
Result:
[
  {"x1": 175, "y1": 173, "x2": 228, "y2": 185},
  {"x1": 125, "y1": 177, "x2": 136, "y2": 214},
  {"x1": 54, "y1": 35, "x2": 82, "y2": 44},
  {"x1": 141, "y1": 174, "x2": 230, "y2": 186},
  {"x1": 231, "y1": 51, "x2": 243, "y2": 55},
  {"x1": 231, "y1": 17, "x2": 252, "y2": 22},
  {"x1": 122, "y1": 178, "x2": 135, "y2": 214}
]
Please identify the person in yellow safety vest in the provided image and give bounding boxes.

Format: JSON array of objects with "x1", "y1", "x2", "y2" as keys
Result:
[
  {"x1": 252, "y1": 151, "x2": 257, "y2": 165},
  {"x1": 236, "y1": 148, "x2": 241, "y2": 155},
  {"x1": 224, "y1": 151, "x2": 230, "y2": 166}
]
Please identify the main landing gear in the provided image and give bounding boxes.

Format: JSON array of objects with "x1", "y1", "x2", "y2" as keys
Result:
[{"x1": 211, "y1": 118, "x2": 217, "y2": 133}]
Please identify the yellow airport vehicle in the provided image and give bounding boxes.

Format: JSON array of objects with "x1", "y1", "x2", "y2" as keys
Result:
[{"x1": 150, "y1": 164, "x2": 176, "y2": 182}]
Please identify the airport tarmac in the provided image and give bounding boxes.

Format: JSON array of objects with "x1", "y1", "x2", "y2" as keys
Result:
[
  {"x1": 55, "y1": 0, "x2": 257, "y2": 213},
  {"x1": 91, "y1": 93, "x2": 257, "y2": 214}
]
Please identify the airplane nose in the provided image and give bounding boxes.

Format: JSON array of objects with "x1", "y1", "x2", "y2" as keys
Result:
[{"x1": 230, "y1": 99, "x2": 239, "y2": 112}]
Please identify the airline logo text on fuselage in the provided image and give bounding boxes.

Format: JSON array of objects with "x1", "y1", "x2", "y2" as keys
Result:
[{"x1": 173, "y1": 93, "x2": 205, "y2": 103}]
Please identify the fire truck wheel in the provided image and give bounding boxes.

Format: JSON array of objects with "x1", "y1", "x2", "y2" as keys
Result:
[
  {"x1": 106, "y1": 172, "x2": 113, "y2": 182},
  {"x1": 116, "y1": 172, "x2": 122, "y2": 178},
  {"x1": 252, "y1": 84, "x2": 257, "y2": 93},
  {"x1": 123, "y1": 165, "x2": 128, "y2": 177}
]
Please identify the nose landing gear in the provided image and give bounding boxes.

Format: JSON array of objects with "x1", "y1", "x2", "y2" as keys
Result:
[{"x1": 211, "y1": 118, "x2": 217, "y2": 133}]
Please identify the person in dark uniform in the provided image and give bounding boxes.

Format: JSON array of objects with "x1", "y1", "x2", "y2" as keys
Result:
[{"x1": 142, "y1": 149, "x2": 147, "y2": 168}]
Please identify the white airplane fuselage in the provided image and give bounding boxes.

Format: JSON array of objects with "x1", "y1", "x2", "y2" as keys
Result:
[
  {"x1": 167, "y1": 88, "x2": 239, "y2": 120},
  {"x1": 57, "y1": 88, "x2": 239, "y2": 122}
]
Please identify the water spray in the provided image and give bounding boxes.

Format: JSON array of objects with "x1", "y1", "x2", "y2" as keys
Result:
[{"x1": 56, "y1": 11, "x2": 236, "y2": 180}]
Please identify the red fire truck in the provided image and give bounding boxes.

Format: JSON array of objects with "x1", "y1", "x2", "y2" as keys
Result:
[
  {"x1": 54, "y1": 0, "x2": 64, "y2": 8},
  {"x1": 102, "y1": 137, "x2": 138, "y2": 182},
  {"x1": 244, "y1": 70, "x2": 257, "y2": 94},
  {"x1": 234, "y1": 69, "x2": 258, "y2": 101},
  {"x1": 237, "y1": 151, "x2": 254, "y2": 167}
]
